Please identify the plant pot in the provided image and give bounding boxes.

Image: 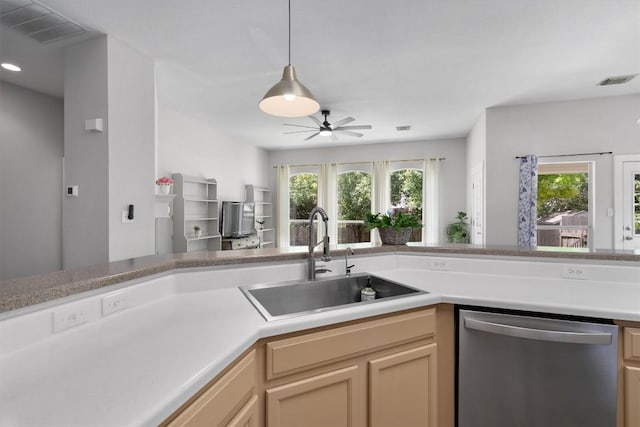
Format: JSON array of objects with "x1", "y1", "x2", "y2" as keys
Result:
[
  {"x1": 446, "y1": 222, "x2": 469, "y2": 243},
  {"x1": 194, "y1": 229, "x2": 202, "y2": 238},
  {"x1": 378, "y1": 227, "x2": 413, "y2": 245},
  {"x1": 157, "y1": 184, "x2": 171, "y2": 195}
]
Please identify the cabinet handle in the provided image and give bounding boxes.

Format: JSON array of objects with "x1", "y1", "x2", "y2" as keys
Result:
[{"x1": 464, "y1": 318, "x2": 612, "y2": 345}]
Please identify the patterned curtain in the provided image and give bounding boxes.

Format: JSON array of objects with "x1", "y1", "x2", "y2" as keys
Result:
[{"x1": 517, "y1": 155, "x2": 538, "y2": 247}]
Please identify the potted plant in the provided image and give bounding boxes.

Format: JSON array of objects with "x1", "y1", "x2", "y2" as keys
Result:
[
  {"x1": 193, "y1": 225, "x2": 202, "y2": 238},
  {"x1": 446, "y1": 211, "x2": 470, "y2": 243},
  {"x1": 364, "y1": 210, "x2": 423, "y2": 245},
  {"x1": 155, "y1": 176, "x2": 174, "y2": 195}
]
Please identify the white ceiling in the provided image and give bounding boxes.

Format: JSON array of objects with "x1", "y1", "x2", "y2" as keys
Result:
[{"x1": 1, "y1": 0, "x2": 639, "y2": 149}]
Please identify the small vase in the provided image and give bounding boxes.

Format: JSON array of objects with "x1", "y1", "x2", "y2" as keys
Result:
[
  {"x1": 194, "y1": 229, "x2": 202, "y2": 238},
  {"x1": 157, "y1": 184, "x2": 171, "y2": 195}
]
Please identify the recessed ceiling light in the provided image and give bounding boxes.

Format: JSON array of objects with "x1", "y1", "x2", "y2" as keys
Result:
[{"x1": 1, "y1": 63, "x2": 21, "y2": 72}]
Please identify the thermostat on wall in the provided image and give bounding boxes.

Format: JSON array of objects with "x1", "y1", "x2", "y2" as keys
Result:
[{"x1": 66, "y1": 186, "x2": 79, "y2": 197}]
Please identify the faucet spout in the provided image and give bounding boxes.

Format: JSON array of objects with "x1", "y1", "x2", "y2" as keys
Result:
[
  {"x1": 308, "y1": 206, "x2": 331, "y2": 280},
  {"x1": 345, "y1": 247, "x2": 355, "y2": 276}
]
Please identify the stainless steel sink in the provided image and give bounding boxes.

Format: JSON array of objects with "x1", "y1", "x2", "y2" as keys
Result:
[{"x1": 240, "y1": 273, "x2": 426, "y2": 321}]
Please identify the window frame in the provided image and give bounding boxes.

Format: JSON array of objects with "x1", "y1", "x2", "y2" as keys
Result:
[
  {"x1": 536, "y1": 161, "x2": 594, "y2": 250},
  {"x1": 336, "y1": 164, "x2": 373, "y2": 244}
]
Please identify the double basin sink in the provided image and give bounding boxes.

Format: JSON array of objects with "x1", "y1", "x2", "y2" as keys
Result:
[{"x1": 240, "y1": 273, "x2": 426, "y2": 321}]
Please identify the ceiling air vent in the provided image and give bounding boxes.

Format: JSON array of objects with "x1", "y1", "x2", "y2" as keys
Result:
[
  {"x1": 598, "y1": 74, "x2": 637, "y2": 86},
  {"x1": 396, "y1": 125, "x2": 412, "y2": 131},
  {"x1": 0, "y1": 0, "x2": 87, "y2": 43}
]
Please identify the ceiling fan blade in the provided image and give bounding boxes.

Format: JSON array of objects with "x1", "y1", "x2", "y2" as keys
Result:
[
  {"x1": 335, "y1": 130, "x2": 363, "y2": 138},
  {"x1": 334, "y1": 125, "x2": 372, "y2": 131},
  {"x1": 304, "y1": 132, "x2": 320, "y2": 141},
  {"x1": 284, "y1": 130, "x2": 317, "y2": 134},
  {"x1": 308, "y1": 115, "x2": 323, "y2": 127},
  {"x1": 283, "y1": 124, "x2": 319, "y2": 130},
  {"x1": 330, "y1": 117, "x2": 355, "y2": 128}
]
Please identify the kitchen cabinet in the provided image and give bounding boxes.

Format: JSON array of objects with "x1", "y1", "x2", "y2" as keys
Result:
[
  {"x1": 261, "y1": 305, "x2": 453, "y2": 427},
  {"x1": 164, "y1": 349, "x2": 257, "y2": 427},
  {"x1": 369, "y1": 343, "x2": 438, "y2": 427},
  {"x1": 622, "y1": 326, "x2": 640, "y2": 427},
  {"x1": 266, "y1": 365, "x2": 360, "y2": 427},
  {"x1": 172, "y1": 173, "x2": 221, "y2": 253},
  {"x1": 163, "y1": 305, "x2": 454, "y2": 427}
]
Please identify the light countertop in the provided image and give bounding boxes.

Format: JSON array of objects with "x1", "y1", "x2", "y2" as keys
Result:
[{"x1": 0, "y1": 253, "x2": 638, "y2": 426}]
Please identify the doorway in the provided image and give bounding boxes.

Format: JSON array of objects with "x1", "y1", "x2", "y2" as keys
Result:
[{"x1": 614, "y1": 155, "x2": 640, "y2": 251}]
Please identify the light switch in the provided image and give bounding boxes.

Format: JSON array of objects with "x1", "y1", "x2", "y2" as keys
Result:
[{"x1": 66, "y1": 185, "x2": 79, "y2": 197}]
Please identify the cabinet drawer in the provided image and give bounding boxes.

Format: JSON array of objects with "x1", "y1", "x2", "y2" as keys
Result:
[
  {"x1": 624, "y1": 328, "x2": 640, "y2": 362},
  {"x1": 266, "y1": 308, "x2": 436, "y2": 380},
  {"x1": 168, "y1": 349, "x2": 257, "y2": 427}
]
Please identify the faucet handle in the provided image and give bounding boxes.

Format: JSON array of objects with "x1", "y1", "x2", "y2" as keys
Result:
[{"x1": 315, "y1": 266, "x2": 332, "y2": 274}]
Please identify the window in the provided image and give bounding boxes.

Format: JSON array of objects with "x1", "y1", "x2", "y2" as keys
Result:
[
  {"x1": 390, "y1": 167, "x2": 423, "y2": 242},
  {"x1": 337, "y1": 169, "x2": 372, "y2": 244},
  {"x1": 536, "y1": 162, "x2": 591, "y2": 248},
  {"x1": 289, "y1": 172, "x2": 318, "y2": 246}
]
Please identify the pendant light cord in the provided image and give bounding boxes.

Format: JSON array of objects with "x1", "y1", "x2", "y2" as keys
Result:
[{"x1": 288, "y1": 0, "x2": 291, "y2": 65}]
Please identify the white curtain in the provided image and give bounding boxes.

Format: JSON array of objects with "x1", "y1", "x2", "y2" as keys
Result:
[
  {"x1": 371, "y1": 160, "x2": 390, "y2": 244},
  {"x1": 318, "y1": 163, "x2": 338, "y2": 243},
  {"x1": 423, "y1": 158, "x2": 441, "y2": 244},
  {"x1": 276, "y1": 165, "x2": 290, "y2": 248},
  {"x1": 517, "y1": 155, "x2": 538, "y2": 247}
]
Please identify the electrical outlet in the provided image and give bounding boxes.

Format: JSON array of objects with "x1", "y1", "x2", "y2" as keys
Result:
[
  {"x1": 562, "y1": 265, "x2": 589, "y2": 280},
  {"x1": 102, "y1": 292, "x2": 129, "y2": 316},
  {"x1": 52, "y1": 304, "x2": 89, "y2": 333},
  {"x1": 428, "y1": 258, "x2": 451, "y2": 271}
]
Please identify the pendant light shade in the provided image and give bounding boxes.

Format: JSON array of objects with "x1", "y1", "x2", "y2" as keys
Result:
[
  {"x1": 259, "y1": 65, "x2": 320, "y2": 117},
  {"x1": 259, "y1": 0, "x2": 320, "y2": 117}
]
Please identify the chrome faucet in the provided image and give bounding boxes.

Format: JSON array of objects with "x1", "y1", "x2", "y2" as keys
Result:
[
  {"x1": 345, "y1": 247, "x2": 355, "y2": 276},
  {"x1": 307, "y1": 207, "x2": 331, "y2": 280}
]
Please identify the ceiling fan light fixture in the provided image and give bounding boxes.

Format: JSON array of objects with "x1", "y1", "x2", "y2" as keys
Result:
[
  {"x1": 259, "y1": 64, "x2": 320, "y2": 117},
  {"x1": 319, "y1": 128, "x2": 332, "y2": 136}
]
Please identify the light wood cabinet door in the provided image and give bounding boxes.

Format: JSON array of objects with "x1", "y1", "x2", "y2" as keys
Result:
[
  {"x1": 167, "y1": 350, "x2": 257, "y2": 427},
  {"x1": 368, "y1": 343, "x2": 438, "y2": 427},
  {"x1": 266, "y1": 365, "x2": 360, "y2": 427},
  {"x1": 227, "y1": 395, "x2": 259, "y2": 427},
  {"x1": 625, "y1": 365, "x2": 640, "y2": 427}
]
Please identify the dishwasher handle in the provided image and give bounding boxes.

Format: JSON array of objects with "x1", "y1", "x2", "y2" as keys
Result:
[{"x1": 464, "y1": 317, "x2": 612, "y2": 345}]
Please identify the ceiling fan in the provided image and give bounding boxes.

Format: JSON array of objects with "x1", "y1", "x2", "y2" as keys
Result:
[{"x1": 283, "y1": 110, "x2": 372, "y2": 141}]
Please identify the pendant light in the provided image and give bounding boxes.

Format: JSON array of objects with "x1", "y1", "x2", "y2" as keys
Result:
[{"x1": 259, "y1": 0, "x2": 320, "y2": 117}]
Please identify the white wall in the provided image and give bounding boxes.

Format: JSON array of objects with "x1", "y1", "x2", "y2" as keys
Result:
[
  {"x1": 0, "y1": 82, "x2": 63, "y2": 279},
  {"x1": 64, "y1": 35, "x2": 157, "y2": 268},
  {"x1": 63, "y1": 37, "x2": 110, "y2": 269},
  {"x1": 107, "y1": 37, "x2": 156, "y2": 261},
  {"x1": 156, "y1": 107, "x2": 269, "y2": 202},
  {"x1": 485, "y1": 94, "x2": 640, "y2": 249},
  {"x1": 268, "y1": 138, "x2": 467, "y2": 242}
]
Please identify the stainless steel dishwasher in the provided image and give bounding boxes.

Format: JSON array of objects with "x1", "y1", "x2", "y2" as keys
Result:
[{"x1": 458, "y1": 308, "x2": 618, "y2": 427}]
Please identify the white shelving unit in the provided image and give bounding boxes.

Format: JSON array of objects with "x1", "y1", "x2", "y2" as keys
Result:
[
  {"x1": 245, "y1": 184, "x2": 274, "y2": 248},
  {"x1": 173, "y1": 174, "x2": 221, "y2": 252}
]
